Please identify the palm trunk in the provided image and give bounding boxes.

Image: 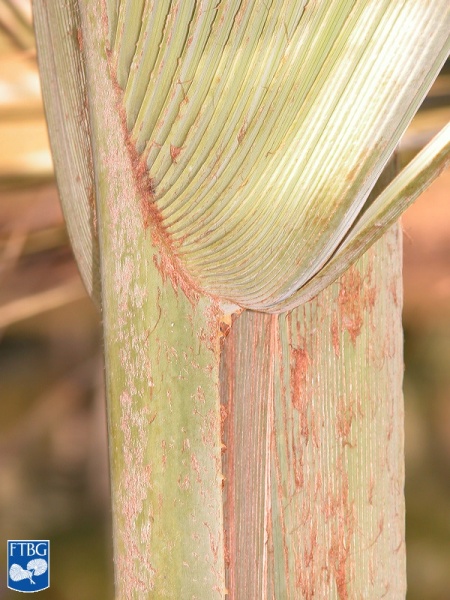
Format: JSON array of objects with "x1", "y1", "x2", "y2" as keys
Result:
[{"x1": 33, "y1": 1, "x2": 409, "y2": 597}]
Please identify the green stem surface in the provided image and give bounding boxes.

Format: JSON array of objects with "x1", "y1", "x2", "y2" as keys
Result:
[{"x1": 78, "y1": 3, "x2": 226, "y2": 596}]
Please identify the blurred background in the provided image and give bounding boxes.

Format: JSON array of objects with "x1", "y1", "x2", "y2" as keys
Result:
[{"x1": 0, "y1": 2, "x2": 449, "y2": 598}]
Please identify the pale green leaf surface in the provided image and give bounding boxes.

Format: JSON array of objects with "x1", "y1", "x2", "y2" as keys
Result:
[{"x1": 106, "y1": 0, "x2": 449, "y2": 311}]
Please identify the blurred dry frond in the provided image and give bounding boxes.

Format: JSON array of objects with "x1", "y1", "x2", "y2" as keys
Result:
[
  {"x1": 0, "y1": 0, "x2": 82, "y2": 330},
  {"x1": 0, "y1": 0, "x2": 33, "y2": 52},
  {"x1": 0, "y1": 0, "x2": 52, "y2": 185}
]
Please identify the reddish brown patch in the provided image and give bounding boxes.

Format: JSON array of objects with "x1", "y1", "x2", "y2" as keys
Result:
[
  {"x1": 290, "y1": 346, "x2": 309, "y2": 408},
  {"x1": 328, "y1": 485, "x2": 354, "y2": 600},
  {"x1": 292, "y1": 439, "x2": 304, "y2": 489},
  {"x1": 218, "y1": 318, "x2": 232, "y2": 350},
  {"x1": 336, "y1": 395, "x2": 354, "y2": 447},
  {"x1": 327, "y1": 465, "x2": 353, "y2": 600},
  {"x1": 202, "y1": 302, "x2": 234, "y2": 353},
  {"x1": 88, "y1": 184, "x2": 98, "y2": 236},
  {"x1": 118, "y1": 110, "x2": 162, "y2": 231},
  {"x1": 139, "y1": 179, "x2": 156, "y2": 228},
  {"x1": 237, "y1": 122, "x2": 247, "y2": 144},
  {"x1": 220, "y1": 403, "x2": 228, "y2": 444},
  {"x1": 290, "y1": 345, "x2": 310, "y2": 438},
  {"x1": 170, "y1": 144, "x2": 184, "y2": 163},
  {"x1": 190, "y1": 453, "x2": 202, "y2": 484},
  {"x1": 390, "y1": 278, "x2": 399, "y2": 307},
  {"x1": 223, "y1": 537, "x2": 231, "y2": 568},
  {"x1": 331, "y1": 311, "x2": 340, "y2": 357},
  {"x1": 220, "y1": 320, "x2": 231, "y2": 337},
  {"x1": 366, "y1": 285, "x2": 377, "y2": 308},
  {"x1": 329, "y1": 535, "x2": 349, "y2": 600},
  {"x1": 76, "y1": 27, "x2": 83, "y2": 52},
  {"x1": 338, "y1": 266, "x2": 363, "y2": 345}
]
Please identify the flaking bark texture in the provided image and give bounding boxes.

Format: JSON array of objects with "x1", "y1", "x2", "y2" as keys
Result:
[{"x1": 221, "y1": 225, "x2": 405, "y2": 598}]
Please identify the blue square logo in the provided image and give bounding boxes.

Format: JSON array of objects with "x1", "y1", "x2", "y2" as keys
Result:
[{"x1": 7, "y1": 541, "x2": 50, "y2": 593}]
